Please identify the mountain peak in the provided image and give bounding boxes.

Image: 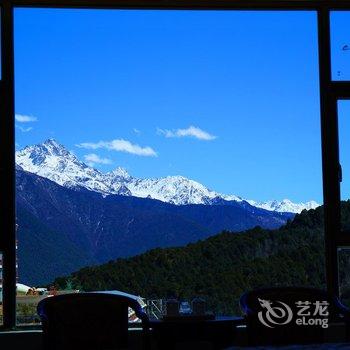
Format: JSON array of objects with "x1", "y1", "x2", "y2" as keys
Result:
[
  {"x1": 17, "y1": 139, "x2": 72, "y2": 161},
  {"x1": 110, "y1": 167, "x2": 131, "y2": 179},
  {"x1": 17, "y1": 139, "x2": 72, "y2": 166},
  {"x1": 43, "y1": 138, "x2": 60, "y2": 146},
  {"x1": 41, "y1": 138, "x2": 71, "y2": 156},
  {"x1": 15, "y1": 139, "x2": 109, "y2": 193}
]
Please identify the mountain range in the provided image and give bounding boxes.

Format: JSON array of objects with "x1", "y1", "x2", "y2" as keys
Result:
[
  {"x1": 15, "y1": 139, "x2": 319, "y2": 213},
  {"x1": 15, "y1": 139, "x2": 321, "y2": 286},
  {"x1": 16, "y1": 166, "x2": 293, "y2": 286}
]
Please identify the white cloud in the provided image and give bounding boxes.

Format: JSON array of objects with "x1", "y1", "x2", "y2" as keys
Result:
[
  {"x1": 15, "y1": 114, "x2": 38, "y2": 123},
  {"x1": 77, "y1": 139, "x2": 157, "y2": 157},
  {"x1": 157, "y1": 126, "x2": 216, "y2": 141},
  {"x1": 15, "y1": 114, "x2": 37, "y2": 132},
  {"x1": 84, "y1": 153, "x2": 112, "y2": 167},
  {"x1": 133, "y1": 128, "x2": 141, "y2": 135},
  {"x1": 16, "y1": 125, "x2": 33, "y2": 133}
]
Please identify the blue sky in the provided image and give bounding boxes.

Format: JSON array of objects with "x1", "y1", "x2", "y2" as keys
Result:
[
  {"x1": 331, "y1": 11, "x2": 350, "y2": 80},
  {"x1": 13, "y1": 9, "x2": 349, "y2": 203}
]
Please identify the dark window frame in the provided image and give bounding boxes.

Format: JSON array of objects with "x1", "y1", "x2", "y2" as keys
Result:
[{"x1": 1, "y1": 0, "x2": 349, "y2": 330}]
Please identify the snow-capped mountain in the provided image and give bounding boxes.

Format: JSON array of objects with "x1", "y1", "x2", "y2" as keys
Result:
[
  {"x1": 247, "y1": 199, "x2": 319, "y2": 215},
  {"x1": 15, "y1": 139, "x2": 111, "y2": 194},
  {"x1": 15, "y1": 139, "x2": 319, "y2": 213}
]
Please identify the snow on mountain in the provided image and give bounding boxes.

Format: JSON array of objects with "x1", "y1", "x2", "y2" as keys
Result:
[
  {"x1": 246, "y1": 199, "x2": 319, "y2": 214},
  {"x1": 15, "y1": 139, "x2": 111, "y2": 194},
  {"x1": 15, "y1": 139, "x2": 320, "y2": 213},
  {"x1": 126, "y1": 176, "x2": 242, "y2": 205}
]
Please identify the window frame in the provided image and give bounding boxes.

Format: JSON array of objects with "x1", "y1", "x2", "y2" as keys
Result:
[
  {"x1": 336, "y1": 96, "x2": 350, "y2": 244},
  {"x1": 1, "y1": 0, "x2": 349, "y2": 330}
]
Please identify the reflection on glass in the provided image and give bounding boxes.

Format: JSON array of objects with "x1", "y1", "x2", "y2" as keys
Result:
[
  {"x1": 338, "y1": 101, "x2": 350, "y2": 232},
  {"x1": 331, "y1": 12, "x2": 350, "y2": 81},
  {"x1": 339, "y1": 248, "x2": 350, "y2": 307}
]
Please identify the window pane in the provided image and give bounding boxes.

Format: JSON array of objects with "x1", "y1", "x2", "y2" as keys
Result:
[
  {"x1": 338, "y1": 101, "x2": 350, "y2": 232},
  {"x1": 15, "y1": 9, "x2": 322, "y2": 320},
  {"x1": 331, "y1": 11, "x2": 350, "y2": 81}
]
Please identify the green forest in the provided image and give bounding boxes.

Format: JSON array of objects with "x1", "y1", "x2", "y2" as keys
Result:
[{"x1": 54, "y1": 201, "x2": 350, "y2": 315}]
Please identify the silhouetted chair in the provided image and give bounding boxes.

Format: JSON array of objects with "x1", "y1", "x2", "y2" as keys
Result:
[
  {"x1": 37, "y1": 291, "x2": 150, "y2": 350},
  {"x1": 240, "y1": 287, "x2": 350, "y2": 346}
]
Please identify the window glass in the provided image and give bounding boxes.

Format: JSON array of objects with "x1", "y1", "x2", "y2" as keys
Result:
[
  {"x1": 331, "y1": 11, "x2": 350, "y2": 81},
  {"x1": 15, "y1": 9, "x2": 322, "y2": 322}
]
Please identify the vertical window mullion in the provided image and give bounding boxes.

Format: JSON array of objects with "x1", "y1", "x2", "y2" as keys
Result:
[
  {"x1": 0, "y1": 1, "x2": 16, "y2": 330},
  {"x1": 318, "y1": 7, "x2": 341, "y2": 297}
]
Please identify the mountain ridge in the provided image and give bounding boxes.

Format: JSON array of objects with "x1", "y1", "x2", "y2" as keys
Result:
[
  {"x1": 15, "y1": 139, "x2": 319, "y2": 213},
  {"x1": 16, "y1": 167, "x2": 294, "y2": 285}
]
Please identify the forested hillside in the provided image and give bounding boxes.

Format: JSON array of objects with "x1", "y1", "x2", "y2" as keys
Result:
[
  {"x1": 54, "y1": 201, "x2": 350, "y2": 315},
  {"x1": 16, "y1": 167, "x2": 293, "y2": 285}
]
